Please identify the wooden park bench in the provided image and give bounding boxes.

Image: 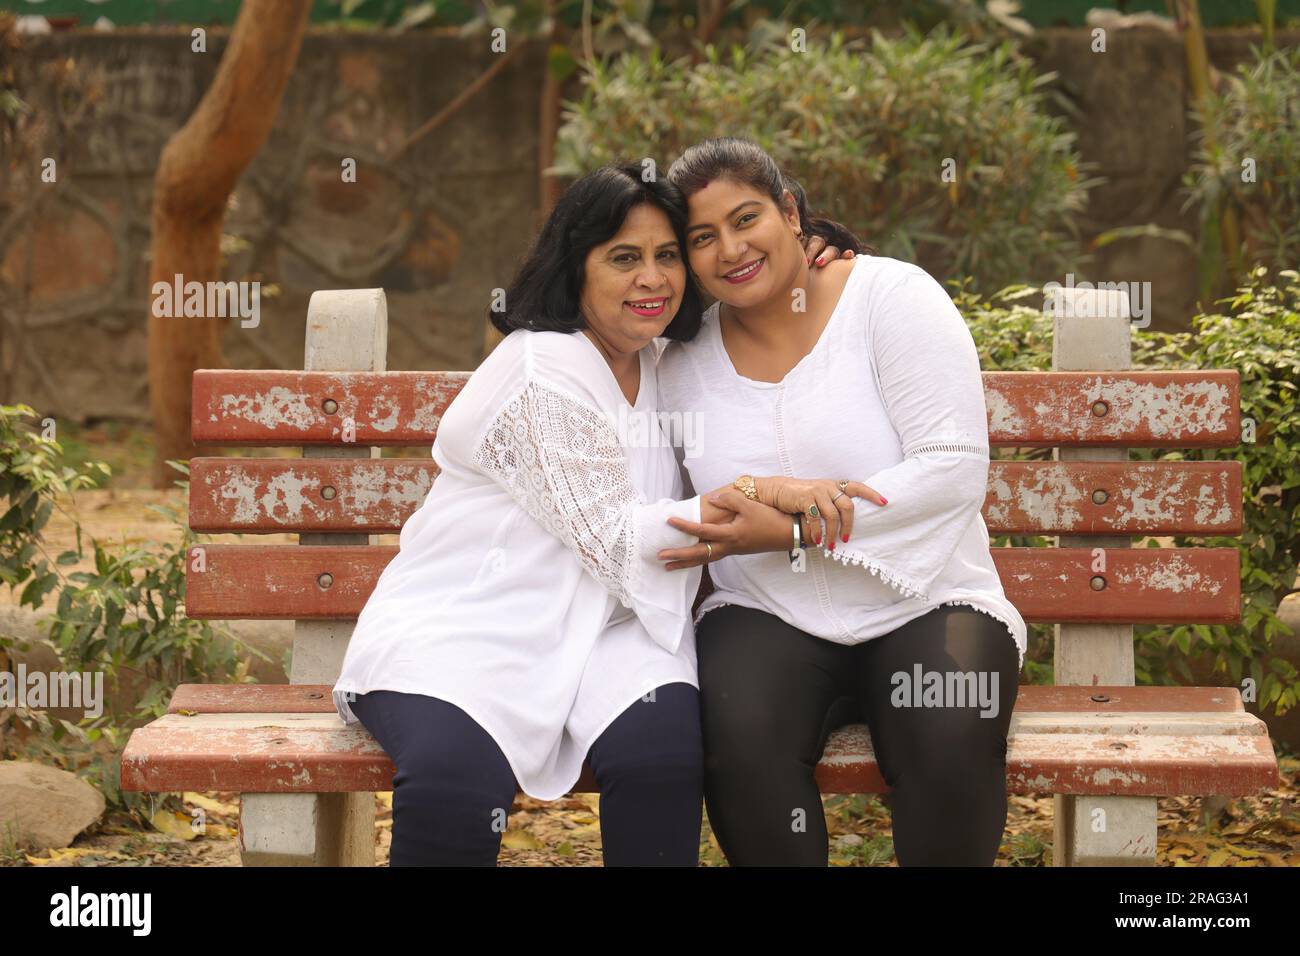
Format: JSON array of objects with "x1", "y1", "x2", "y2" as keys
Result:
[{"x1": 120, "y1": 286, "x2": 1280, "y2": 866}]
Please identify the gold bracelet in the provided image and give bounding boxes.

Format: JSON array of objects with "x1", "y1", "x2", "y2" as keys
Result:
[{"x1": 733, "y1": 474, "x2": 758, "y2": 501}]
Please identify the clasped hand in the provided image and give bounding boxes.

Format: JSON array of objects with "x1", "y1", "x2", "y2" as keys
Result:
[{"x1": 657, "y1": 477, "x2": 886, "y2": 571}]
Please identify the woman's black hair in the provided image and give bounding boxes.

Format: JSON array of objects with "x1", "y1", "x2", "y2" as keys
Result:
[
  {"x1": 491, "y1": 163, "x2": 704, "y2": 340},
  {"x1": 665, "y1": 136, "x2": 875, "y2": 256}
]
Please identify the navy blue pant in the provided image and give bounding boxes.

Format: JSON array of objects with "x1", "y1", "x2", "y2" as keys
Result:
[{"x1": 348, "y1": 682, "x2": 703, "y2": 866}]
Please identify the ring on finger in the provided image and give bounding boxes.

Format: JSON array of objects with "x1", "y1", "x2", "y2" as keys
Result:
[
  {"x1": 705, "y1": 542, "x2": 713, "y2": 562},
  {"x1": 831, "y1": 491, "x2": 846, "y2": 503},
  {"x1": 807, "y1": 503, "x2": 820, "y2": 518},
  {"x1": 837, "y1": 479, "x2": 850, "y2": 492}
]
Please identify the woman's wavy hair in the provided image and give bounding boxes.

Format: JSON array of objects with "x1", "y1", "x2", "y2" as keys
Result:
[
  {"x1": 491, "y1": 163, "x2": 704, "y2": 341},
  {"x1": 666, "y1": 137, "x2": 875, "y2": 257}
]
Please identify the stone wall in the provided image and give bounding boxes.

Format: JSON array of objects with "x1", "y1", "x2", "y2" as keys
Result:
[
  {"x1": 1, "y1": 26, "x2": 1294, "y2": 422},
  {"x1": 2, "y1": 29, "x2": 547, "y2": 419},
  {"x1": 1024, "y1": 27, "x2": 1296, "y2": 336}
]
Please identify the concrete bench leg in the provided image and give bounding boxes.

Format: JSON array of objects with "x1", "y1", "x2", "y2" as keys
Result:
[
  {"x1": 240, "y1": 792, "x2": 375, "y2": 866},
  {"x1": 238, "y1": 289, "x2": 387, "y2": 868},
  {"x1": 1054, "y1": 794, "x2": 1157, "y2": 866},
  {"x1": 1050, "y1": 293, "x2": 1152, "y2": 867}
]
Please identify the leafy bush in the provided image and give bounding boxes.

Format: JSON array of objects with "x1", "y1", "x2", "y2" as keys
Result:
[
  {"x1": 1187, "y1": 45, "x2": 1300, "y2": 279},
  {"x1": 0, "y1": 406, "x2": 108, "y2": 610},
  {"x1": 554, "y1": 25, "x2": 1093, "y2": 291},
  {"x1": 1, "y1": 406, "x2": 259, "y2": 810},
  {"x1": 1130, "y1": 269, "x2": 1300, "y2": 710},
  {"x1": 955, "y1": 271, "x2": 1300, "y2": 712}
]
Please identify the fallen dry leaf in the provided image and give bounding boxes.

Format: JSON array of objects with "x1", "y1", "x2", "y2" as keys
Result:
[
  {"x1": 501, "y1": 828, "x2": 543, "y2": 850},
  {"x1": 183, "y1": 792, "x2": 236, "y2": 816},
  {"x1": 24, "y1": 847, "x2": 130, "y2": 866},
  {"x1": 147, "y1": 808, "x2": 202, "y2": 841}
]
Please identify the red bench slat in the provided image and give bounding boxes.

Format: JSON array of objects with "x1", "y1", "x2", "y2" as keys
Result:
[
  {"x1": 188, "y1": 458, "x2": 1242, "y2": 536},
  {"x1": 165, "y1": 683, "x2": 1249, "y2": 715},
  {"x1": 992, "y1": 547, "x2": 1240, "y2": 623},
  {"x1": 192, "y1": 369, "x2": 1240, "y2": 447},
  {"x1": 816, "y1": 729, "x2": 1277, "y2": 796},
  {"x1": 191, "y1": 370, "x2": 470, "y2": 446},
  {"x1": 121, "y1": 685, "x2": 1276, "y2": 797},
  {"x1": 189, "y1": 457, "x2": 439, "y2": 533},
  {"x1": 983, "y1": 371, "x2": 1240, "y2": 447},
  {"x1": 983, "y1": 460, "x2": 1242, "y2": 534},
  {"x1": 183, "y1": 545, "x2": 1242, "y2": 624}
]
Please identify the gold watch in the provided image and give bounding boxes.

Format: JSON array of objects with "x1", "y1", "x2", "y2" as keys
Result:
[{"x1": 734, "y1": 474, "x2": 758, "y2": 501}]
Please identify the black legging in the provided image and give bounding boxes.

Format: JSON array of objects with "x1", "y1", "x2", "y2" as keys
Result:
[
  {"x1": 696, "y1": 603, "x2": 1020, "y2": 866},
  {"x1": 347, "y1": 681, "x2": 702, "y2": 866}
]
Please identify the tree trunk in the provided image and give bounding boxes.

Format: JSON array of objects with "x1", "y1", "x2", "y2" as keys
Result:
[{"x1": 147, "y1": 0, "x2": 312, "y2": 488}]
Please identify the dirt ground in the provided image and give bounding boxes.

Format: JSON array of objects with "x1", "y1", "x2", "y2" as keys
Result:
[{"x1": 6, "y1": 770, "x2": 1300, "y2": 867}]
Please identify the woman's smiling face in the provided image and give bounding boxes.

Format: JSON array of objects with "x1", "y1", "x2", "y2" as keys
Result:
[
  {"x1": 684, "y1": 176, "x2": 802, "y2": 307},
  {"x1": 579, "y1": 202, "x2": 686, "y2": 354}
]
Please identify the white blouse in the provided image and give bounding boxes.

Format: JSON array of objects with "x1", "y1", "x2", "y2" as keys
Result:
[
  {"x1": 332, "y1": 329, "x2": 703, "y2": 800},
  {"x1": 656, "y1": 254, "x2": 1027, "y2": 669}
]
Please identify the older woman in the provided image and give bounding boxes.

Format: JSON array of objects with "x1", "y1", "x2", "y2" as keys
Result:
[
  {"x1": 655, "y1": 138, "x2": 1028, "y2": 866},
  {"x1": 331, "y1": 163, "x2": 877, "y2": 866}
]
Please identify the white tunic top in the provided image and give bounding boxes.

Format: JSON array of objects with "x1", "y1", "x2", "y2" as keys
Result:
[
  {"x1": 656, "y1": 255, "x2": 1027, "y2": 669},
  {"x1": 332, "y1": 328, "x2": 703, "y2": 800}
]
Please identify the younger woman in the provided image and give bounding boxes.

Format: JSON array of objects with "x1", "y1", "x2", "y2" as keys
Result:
[{"x1": 656, "y1": 138, "x2": 1027, "y2": 866}]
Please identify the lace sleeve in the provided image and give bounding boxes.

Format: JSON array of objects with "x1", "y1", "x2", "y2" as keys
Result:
[{"x1": 472, "y1": 375, "x2": 702, "y2": 653}]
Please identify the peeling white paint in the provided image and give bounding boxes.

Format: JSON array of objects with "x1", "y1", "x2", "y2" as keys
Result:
[
  {"x1": 218, "y1": 386, "x2": 318, "y2": 431},
  {"x1": 985, "y1": 389, "x2": 1024, "y2": 436},
  {"x1": 1192, "y1": 481, "x2": 1233, "y2": 526},
  {"x1": 210, "y1": 463, "x2": 435, "y2": 526},
  {"x1": 1090, "y1": 767, "x2": 1149, "y2": 787},
  {"x1": 1080, "y1": 377, "x2": 1233, "y2": 438},
  {"x1": 1113, "y1": 552, "x2": 1223, "y2": 595},
  {"x1": 988, "y1": 376, "x2": 1233, "y2": 442},
  {"x1": 366, "y1": 396, "x2": 401, "y2": 433},
  {"x1": 988, "y1": 461, "x2": 1236, "y2": 532},
  {"x1": 1015, "y1": 465, "x2": 1084, "y2": 529}
]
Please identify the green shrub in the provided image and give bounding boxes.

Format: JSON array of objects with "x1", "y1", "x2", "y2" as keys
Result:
[
  {"x1": 1, "y1": 407, "x2": 259, "y2": 811},
  {"x1": 1187, "y1": 45, "x2": 1300, "y2": 279},
  {"x1": 956, "y1": 271, "x2": 1300, "y2": 712},
  {"x1": 0, "y1": 405, "x2": 107, "y2": 611},
  {"x1": 554, "y1": 24, "x2": 1093, "y2": 291}
]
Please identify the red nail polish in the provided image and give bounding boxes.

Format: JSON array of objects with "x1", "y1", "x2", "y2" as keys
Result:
[
  {"x1": 816, "y1": 257, "x2": 824, "y2": 265},
  {"x1": 842, "y1": 533, "x2": 849, "y2": 543},
  {"x1": 880, "y1": 497, "x2": 888, "y2": 505}
]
